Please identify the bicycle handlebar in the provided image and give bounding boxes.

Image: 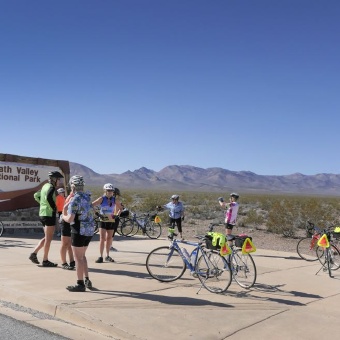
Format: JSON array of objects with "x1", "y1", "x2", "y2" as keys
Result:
[
  {"x1": 95, "y1": 212, "x2": 109, "y2": 221},
  {"x1": 207, "y1": 223, "x2": 223, "y2": 232},
  {"x1": 307, "y1": 221, "x2": 333, "y2": 234}
]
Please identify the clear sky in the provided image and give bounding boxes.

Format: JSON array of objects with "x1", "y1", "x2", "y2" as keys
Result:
[{"x1": 1, "y1": 0, "x2": 339, "y2": 176}]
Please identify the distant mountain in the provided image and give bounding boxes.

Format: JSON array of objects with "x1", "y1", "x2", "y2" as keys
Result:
[{"x1": 70, "y1": 162, "x2": 340, "y2": 195}]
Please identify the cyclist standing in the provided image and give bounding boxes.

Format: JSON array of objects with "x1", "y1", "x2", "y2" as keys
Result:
[
  {"x1": 63, "y1": 175, "x2": 95, "y2": 292},
  {"x1": 92, "y1": 184, "x2": 123, "y2": 263},
  {"x1": 59, "y1": 183, "x2": 76, "y2": 270},
  {"x1": 218, "y1": 193, "x2": 240, "y2": 239},
  {"x1": 29, "y1": 171, "x2": 64, "y2": 267},
  {"x1": 159, "y1": 194, "x2": 185, "y2": 240}
]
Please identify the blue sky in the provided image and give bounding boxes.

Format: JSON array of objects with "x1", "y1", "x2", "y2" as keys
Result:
[{"x1": 1, "y1": 0, "x2": 339, "y2": 176}]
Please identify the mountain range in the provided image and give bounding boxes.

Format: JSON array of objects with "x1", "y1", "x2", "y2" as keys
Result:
[{"x1": 70, "y1": 163, "x2": 340, "y2": 196}]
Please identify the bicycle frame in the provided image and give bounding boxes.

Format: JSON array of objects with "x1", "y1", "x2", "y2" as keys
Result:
[
  {"x1": 130, "y1": 213, "x2": 146, "y2": 230},
  {"x1": 167, "y1": 238, "x2": 201, "y2": 272},
  {"x1": 146, "y1": 229, "x2": 233, "y2": 294},
  {"x1": 308, "y1": 223, "x2": 322, "y2": 248},
  {"x1": 167, "y1": 238, "x2": 229, "y2": 294}
]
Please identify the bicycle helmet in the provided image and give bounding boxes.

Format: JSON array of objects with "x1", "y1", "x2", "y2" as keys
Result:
[
  {"x1": 57, "y1": 188, "x2": 65, "y2": 194},
  {"x1": 69, "y1": 175, "x2": 85, "y2": 186},
  {"x1": 114, "y1": 187, "x2": 121, "y2": 195},
  {"x1": 103, "y1": 183, "x2": 114, "y2": 191},
  {"x1": 230, "y1": 193, "x2": 239, "y2": 199},
  {"x1": 48, "y1": 171, "x2": 63, "y2": 178},
  {"x1": 171, "y1": 194, "x2": 180, "y2": 200}
]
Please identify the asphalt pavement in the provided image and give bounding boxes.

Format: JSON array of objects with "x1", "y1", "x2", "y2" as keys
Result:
[{"x1": 1, "y1": 231, "x2": 340, "y2": 340}]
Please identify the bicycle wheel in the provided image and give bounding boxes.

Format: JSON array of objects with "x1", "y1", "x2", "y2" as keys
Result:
[
  {"x1": 327, "y1": 249, "x2": 333, "y2": 277},
  {"x1": 317, "y1": 244, "x2": 340, "y2": 271},
  {"x1": 0, "y1": 221, "x2": 4, "y2": 237},
  {"x1": 297, "y1": 237, "x2": 319, "y2": 261},
  {"x1": 145, "y1": 221, "x2": 162, "y2": 239},
  {"x1": 146, "y1": 246, "x2": 186, "y2": 282},
  {"x1": 230, "y1": 250, "x2": 257, "y2": 289},
  {"x1": 120, "y1": 218, "x2": 138, "y2": 237},
  {"x1": 196, "y1": 250, "x2": 232, "y2": 294}
]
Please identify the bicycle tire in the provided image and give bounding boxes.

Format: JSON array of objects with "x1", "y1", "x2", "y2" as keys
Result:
[
  {"x1": 115, "y1": 218, "x2": 122, "y2": 236},
  {"x1": 145, "y1": 221, "x2": 162, "y2": 239},
  {"x1": 317, "y1": 244, "x2": 340, "y2": 271},
  {"x1": 117, "y1": 218, "x2": 131, "y2": 236},
  {"x1": 327, "y1": 248, "x2": 333, "y2": 278},
  {"x1": 146, "y1": 246, "x2": 186, "y2": 282},
  {"x1": 120, "y1": 218, "x2": 138, "y2": 237},
  {"x1": 0, "y1": 221, "x2": 4, "y2": 237},
  {"x1": 230, "y1": 250, "x2": 257, "y2": 289},
  {"x1": 196, "y1": 250, "x2": 232, "y2": 294},
  {"x1": 297, "y1": 237, "x2": 319, "y2": 261}
]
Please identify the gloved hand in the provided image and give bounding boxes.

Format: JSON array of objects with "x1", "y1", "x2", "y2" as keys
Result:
[
  {"x1": 218, "y1": 197, "x2": 224, "y2": 202},
  {"x1": 181, "y1": 216, "x2": 185, "y2": 221}
]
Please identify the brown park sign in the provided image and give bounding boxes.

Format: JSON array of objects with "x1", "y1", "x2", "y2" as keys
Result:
[{"x1": 0, "y1": 153, "x2": 70, "y2": 212}]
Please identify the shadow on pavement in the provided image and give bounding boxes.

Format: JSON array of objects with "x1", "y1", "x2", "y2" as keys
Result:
[
  {"x1": 222, "y1": 282, "x2": 323, "y2": 306},
  {"x1": 0, "y1": 239, "x2": 33, "y2": 249},
  {"x1": 255, "y1": 254, "x2": 302, "y2": 260},
  {"x1": 83, "y1": 289, "x2": 234, "y2": 308}
]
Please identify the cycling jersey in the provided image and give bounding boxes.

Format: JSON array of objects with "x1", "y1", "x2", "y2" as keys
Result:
[
  {"x1": 225, "y1": 202, "x2": 239, "y2": 225},
  {"x1": 34, "y1": 183, "x2": 57, "y2": 217},
  {"x1": 99, "y1": 196, "x2": 116, "y2": 222},
  {"x1": 56, "y1": 194, "x2": 65, "y2": 213},
  {"x1": 67, "y1": 191, "x2": 95, "y2": 237},
  {"x1": 164, "y1": 201, "x2": 185, "y2": 219}
]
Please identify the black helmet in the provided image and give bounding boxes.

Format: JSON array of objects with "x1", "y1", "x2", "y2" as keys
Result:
[
  {"x1": 114, "y1": 187, "x2": 121, "y2": 195},
  {"x1": 230, "y1": 192, "x2": 239, "y2": 199},
  {"x1": 48, "y1": 171, "x2": 64, "y2": 178}
]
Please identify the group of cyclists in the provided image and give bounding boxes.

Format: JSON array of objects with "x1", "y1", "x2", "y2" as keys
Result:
[{"x1": 28, "y1": 170, "x2": 240, "y2": 292}]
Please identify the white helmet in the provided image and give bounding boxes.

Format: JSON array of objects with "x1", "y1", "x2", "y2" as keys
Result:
[
  {"x1": 103, "y1": 183, "x2": 114, "y2": 191},
  {"x1": 69, "y1": 175, "x2": 85, "y2": 186},
  {"x1": 171, "y1": 194, "x2": 179, "y2": 200},
  {"x1": 230, "y1": 192, "x2": 239, "y2": 199},
  {"x1": 57, "y1": 188, "x2": 65, "y2": 194}
]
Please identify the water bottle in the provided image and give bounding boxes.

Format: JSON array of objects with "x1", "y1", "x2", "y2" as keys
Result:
[
  {"x1": 181, "y1": 248, "x2": 190, "y2": 262},
  {"x1": 190, "y1": 248, "x2": 197, "y2": 266}
]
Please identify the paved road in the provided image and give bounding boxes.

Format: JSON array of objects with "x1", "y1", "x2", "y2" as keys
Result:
[
  {"x1": 0, "y1": 311, "x2": 68, "y2": 340},
  {"x1": 1, "y1": 232, "x2": 340, "y2": 339}
]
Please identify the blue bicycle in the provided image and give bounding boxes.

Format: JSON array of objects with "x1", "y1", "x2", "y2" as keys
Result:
[{"x1": 145, "y1": 230, "x2": 232, "y2": 294}]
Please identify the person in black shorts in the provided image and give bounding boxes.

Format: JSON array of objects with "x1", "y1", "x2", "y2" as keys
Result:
[
  {"x1": 59, "y1": 185, "x2": 76, "y2": 270},
  {"x1": 92, "y1": 184, "x2": 123, "y2": 263},
  {"x1": 218, "y1": 193, "x2": 240, "y2": 244},
  {"x1": 63, "y1": 175, "x2": 95, "y2": 292},
  {"x1": 30, "y1": 171, "x2": 63, "y2": 267}
]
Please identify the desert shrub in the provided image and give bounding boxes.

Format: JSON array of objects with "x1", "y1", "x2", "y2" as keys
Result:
[
  {"x1": 85, "y1": 187, "x2": 340, "y2": 236},
  {"x1": 242, "y1": 208, "x2": 265, "y2": 228},
  {"x1": 266, "y1": 199, "x2": 299, "y2": 237}
]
